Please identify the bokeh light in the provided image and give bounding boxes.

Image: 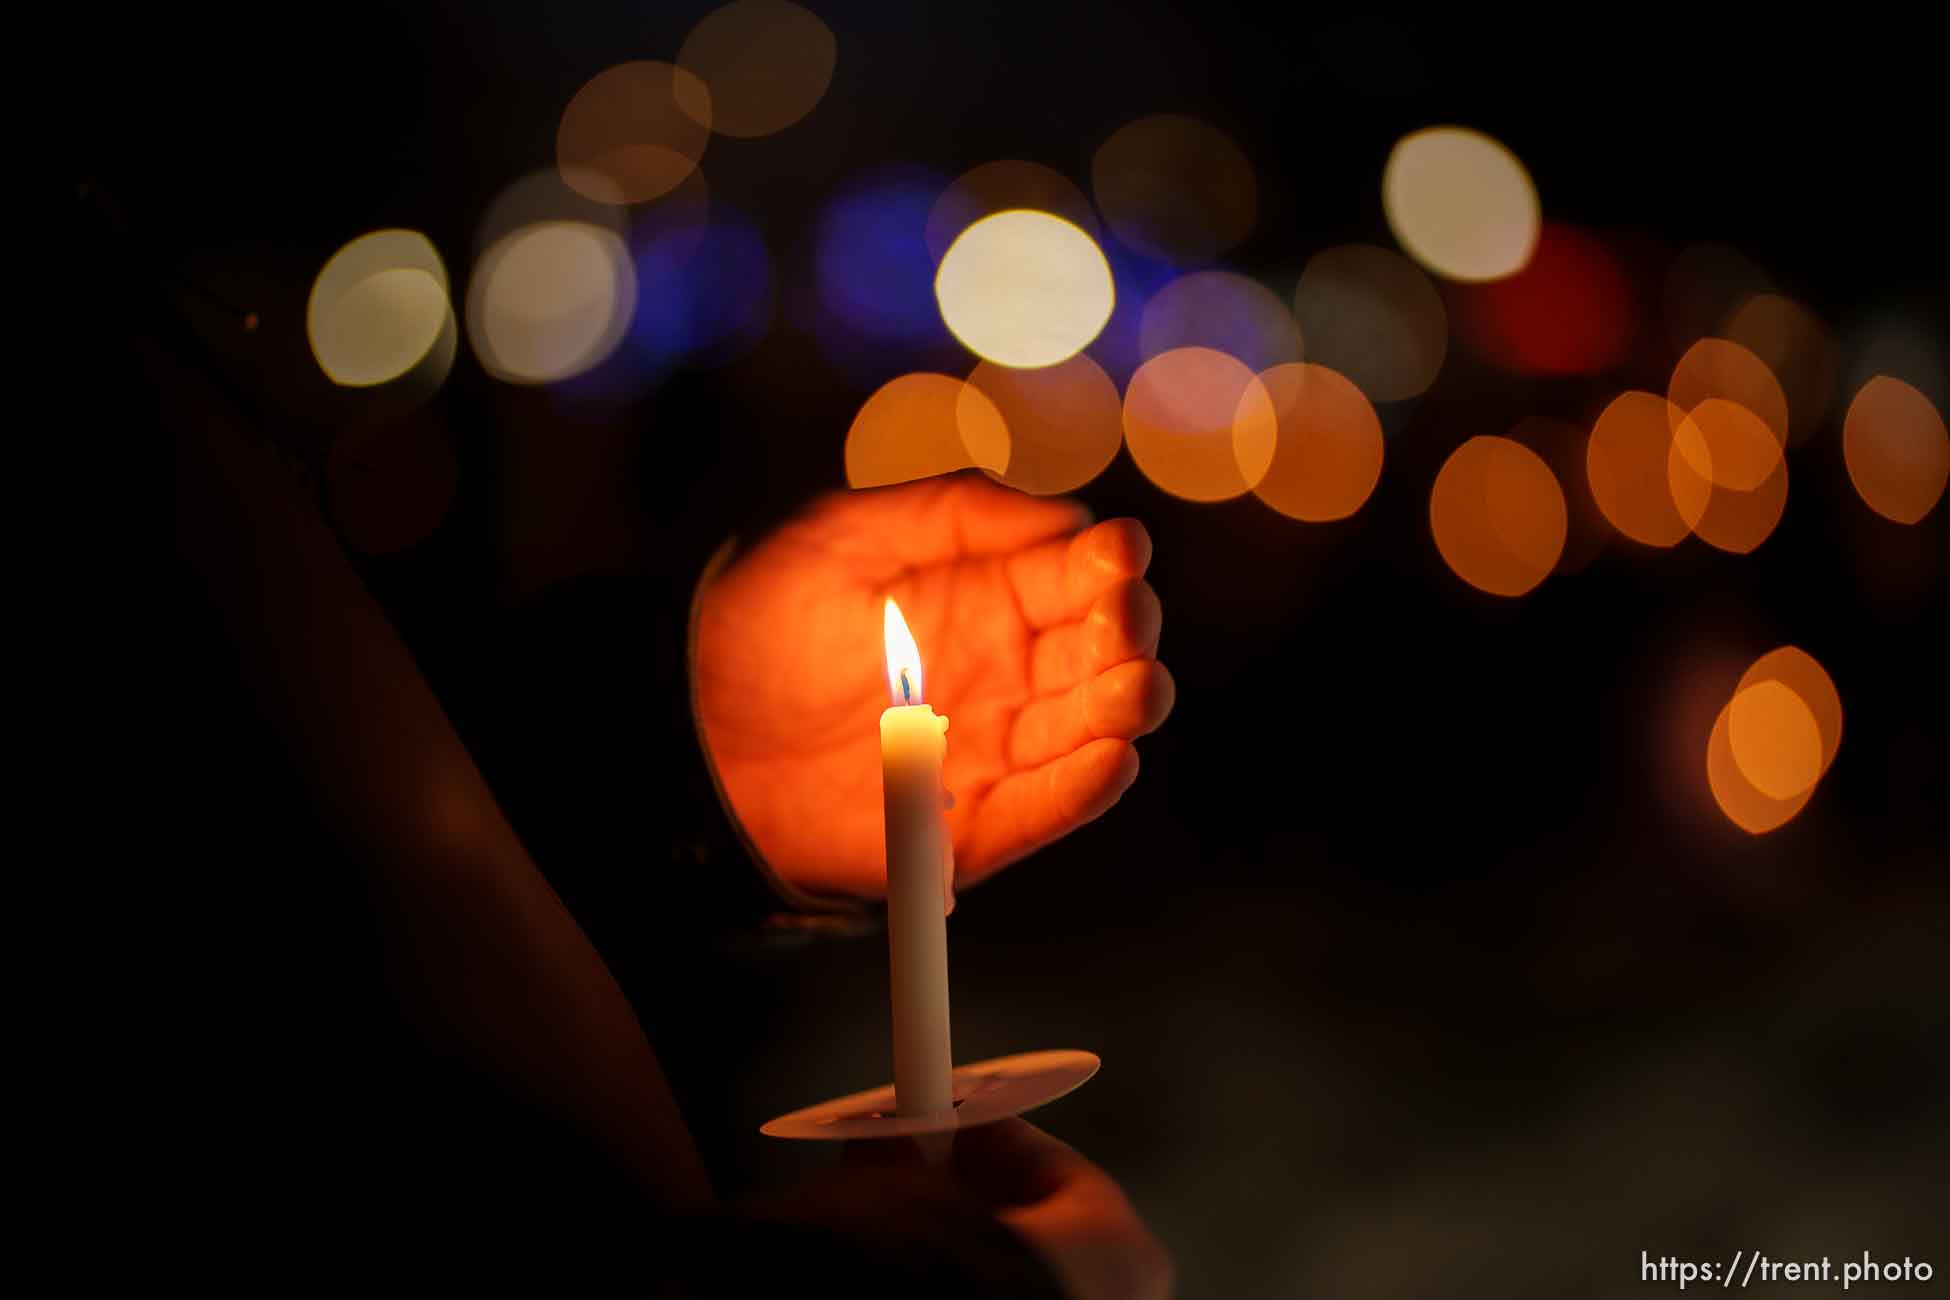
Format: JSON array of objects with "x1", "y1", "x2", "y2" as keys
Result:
[
  {"x1": 630, "y1": 167, "x2": 714, "y2": 265},
  {"x1": 1139, "y1": 271, "x2": 1302, "y2": 374},
  {"x1": 677, "y1": 1, "x2": 835, "y2": 139},
  {"x1": 1586, "y1": 391, "x2": 1709, "y2": 547},
  {"x1": 307, "y1": 229, "x2": 454, "y2": 389},
  {"x1": 1668, "y1": 403, "x2": 1789, "y2": 553},
  {"x1": 1452, "y1": 223, "x2": 1633, "y2": 375},
  {"x1": 1288, "y1": 244, "x2": 1446, "y2": 402},
  {"x1": 1248, "y1": 363, "x2": 1384, "y2": 522},
  {"x1": 556, "y1": 61, "x2": 711, "y2": 204},
  {"x1": 478, "y1": 168, "x2": 627, "y2": 251},
  {"x1": 1382, "y1": 126, "x2": 1540, "y2": 283},
  {"x1": 1122, "y1": 347, "x2": 1277, "y2": 503},
  {"x1": 466, "y1": 221, "x2": 636, "y2": 385},
  {"x1": 1668, "y1": 337, "x2": 1791, "y2": 450},
  {"x1": 961, "y1": 355, "x2": 1122, "y2": 495},
  {"x1": 1843, "y1": 376, "x2": 1949, "y2": 524},
  {"x1": 1737, "y1": 647, "x2": 1842, "y2": 780},
  {"x1": 924, "y1": 160, "x2": 1100, "y2": 263},
  {"x1": 845, "y1": 373, "x2": 1007, "y2": 489},
  {"x1": 1669, "y1": 397, "x2": 1782, "y2": 492},
  {"x1": 1726, "y1": 680, "x2": 1823, "y2": 800},
  {"x1": 814, "y1": 166, "x2": 952, "y2": 352},
  {"x1": 1429, "y1": 436, "x2": 1566, "y2": 596},
  {"x1": 934, "y1": 211, "x2": 1113, "y2": 369},
  {"x1": 1091, "y1": 115, "x2": 1258, "y2": 266},
  {"x1": 630, "y1": 208, "x2": 774, "y2": 375},
  {"x1": 1721, "y1": 293, "x2": 1836, "y2": 445},
  {"x1": 1705, "y1": 698, "x2": 1814, "y2": 835},
  {"x1": 1706, "y1": 646, "x2": 1842, "y2": 834}
]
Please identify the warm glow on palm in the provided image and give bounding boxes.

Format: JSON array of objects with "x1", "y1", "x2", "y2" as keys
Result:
[{"x1": 694, "y1": 474, "x2": 1173, "y2": 900}]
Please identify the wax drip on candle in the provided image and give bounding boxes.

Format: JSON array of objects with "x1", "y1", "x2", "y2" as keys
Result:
[{"x1": 943, "y1": 827, "x2": 956, "y2": 916}]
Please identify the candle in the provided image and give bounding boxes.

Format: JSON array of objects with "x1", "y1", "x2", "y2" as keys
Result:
[{"x1": 880, "y1": 597, "x2": 955, "y2": 1117}]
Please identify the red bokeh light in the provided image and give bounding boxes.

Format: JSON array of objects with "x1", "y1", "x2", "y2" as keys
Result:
[{"x1": 1453, "y1": 223, "x2": 1635, "y2": 376}]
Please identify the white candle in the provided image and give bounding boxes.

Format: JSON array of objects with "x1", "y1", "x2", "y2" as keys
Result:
[{"x1": 880, "y1": 598, "x2": 955, "y2": 1117}]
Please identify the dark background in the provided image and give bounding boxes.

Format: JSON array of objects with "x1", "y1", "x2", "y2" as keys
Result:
[{"x1": 97, "y1": 5, "x2": 1945, "y2": 1295}]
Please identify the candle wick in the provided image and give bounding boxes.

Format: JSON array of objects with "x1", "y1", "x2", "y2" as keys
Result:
[{"x1": 900, "y1": 668, "x2": 912, "y2": 705}]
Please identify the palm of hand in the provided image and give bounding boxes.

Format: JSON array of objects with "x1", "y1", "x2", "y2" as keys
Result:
[{"x1": 694, "y1": 476, "x2": 1171, "y2": 901}]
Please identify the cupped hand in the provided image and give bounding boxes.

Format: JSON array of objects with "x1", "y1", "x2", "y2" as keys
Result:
[{"x1": 693, "y1": 473, "x2": 1172, "y2": 901}]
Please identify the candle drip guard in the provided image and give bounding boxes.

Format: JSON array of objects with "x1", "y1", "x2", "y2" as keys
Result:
[{"x1": 761, "y1": 1049, "x2": 1099, "y2": 1140}]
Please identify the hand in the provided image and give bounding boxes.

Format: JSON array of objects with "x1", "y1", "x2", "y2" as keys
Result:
[
  {"x1": 956, "y1": 1119, "x2": 1176, "y2": 1300},
  {"x1": 694, "y1": 473, "x2": 1173, "y2": 900},
  {"x1": 810, "y1": 1120, "x2": 1175, "y2": 1300}
]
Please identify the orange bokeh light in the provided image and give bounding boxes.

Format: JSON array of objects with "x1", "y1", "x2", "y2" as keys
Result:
[
  {"x1": 1705, "y1": 700, "x2": 1814, "y2": 835},
  {"x1": 1668, "y1": 337, "x2": 1790, "y2": 450},
  {"x1": 1737, "y1": 647, "x2": 1842, "y2": 779},
  {"x1": 1248, "y1": 363, "x2": 1384, "y2": 522},
  {"x1": 961, "y1": 355, "x2": 1122, "y2": 496},
  {"x1": 1586, "y1": 391, "x2": 1709, "y2": 547},
  {"x1": 1092, "y1": 115, "x2": 1258, "y2": 265},
  {"x1": 556, "y1": 61, "x2": 712, "y2": 204},
  {"x1": 677, "y1": 1, "x2": 835, "y2": 139},
  {"x1": 1670, "y1": 397, "x2": 1782, "y2": 491},
  {"x1": 845, "y1": 373, "x2": 1008, "y2": 489},
  {"x1": 1727, "y1": 680, "x2": 1822, "y2": 800},
  {"x1": 1429, "y1": 436, "x2": 1567, "y2": 596},
  {"x1": 1667, "y1": 403, "x2": 1789, "y2": 554},
  {"x1": 924, "y1": 160, "x2": 1100, "y2": 263},
  {"x1": 1706, "y1": 646, "x2": 1841, "y2": 834},
  {"x1": 1122, "y1": 347, "x2": 1276, "y2": 503},
  {"x1": 1843, "y1": 376, "x2": 1949, "y2": 524}
]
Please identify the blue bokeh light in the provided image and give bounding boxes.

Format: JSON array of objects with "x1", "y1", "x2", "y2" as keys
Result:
[
  {"x1": 813, "y1": 165, "x2": 952, "y2": 348},
  {"x1": 630, "y1": 209, "x2": 776, "y2": 376}
]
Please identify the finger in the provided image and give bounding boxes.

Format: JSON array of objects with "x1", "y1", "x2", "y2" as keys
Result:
[
  {"x1": 952, "y1": 1118, "x2": 1096, "y2": 1207},
  {"x1": 831, "y1": 474, "x2": 1091, "y2": 573},
  {"x1": 1029, "y1": 578, "x2": 1163, "y2": 695},
  {"x1": 1010, "y1": 659, "x2": 1175, "y2": 769},
  {"x1": 1005, "y1": 518, "x2": 1152, "y2": 629},
  {"x1": 961, "y1": 738, "x2": 1140, "y2": 881},
  {"x1": 957, "y1": 1121, "x2": 1175, "y2": 1300}
]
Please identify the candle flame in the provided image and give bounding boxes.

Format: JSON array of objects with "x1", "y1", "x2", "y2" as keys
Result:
[{"x1": 883, "y1": 598, "x2": 923, "y2": 706}]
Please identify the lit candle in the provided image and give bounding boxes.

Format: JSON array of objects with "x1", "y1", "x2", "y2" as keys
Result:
[{"x1": 880, "y1": 598, "x2": 955, "y2": 1117}]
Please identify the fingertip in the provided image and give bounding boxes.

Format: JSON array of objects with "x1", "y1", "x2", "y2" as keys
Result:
[
  {"x1": 1083, "y1": 658, "x2": 1175, "y2": 740},
  {"x1": 1085, "y1": 518, "x2": 1153, "y2": 580},
  {"x1": 1151, "y1": 659, "x2": 1176, "y2": 727}
]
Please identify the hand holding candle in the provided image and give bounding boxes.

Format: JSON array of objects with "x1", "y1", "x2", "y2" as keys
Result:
[
  {"x1": 764, "y1": 551, "x2": 1123, "y2": 1157},
  {"x1": 694, "y1": 474, "x2": 1175, "y2": 903}
]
